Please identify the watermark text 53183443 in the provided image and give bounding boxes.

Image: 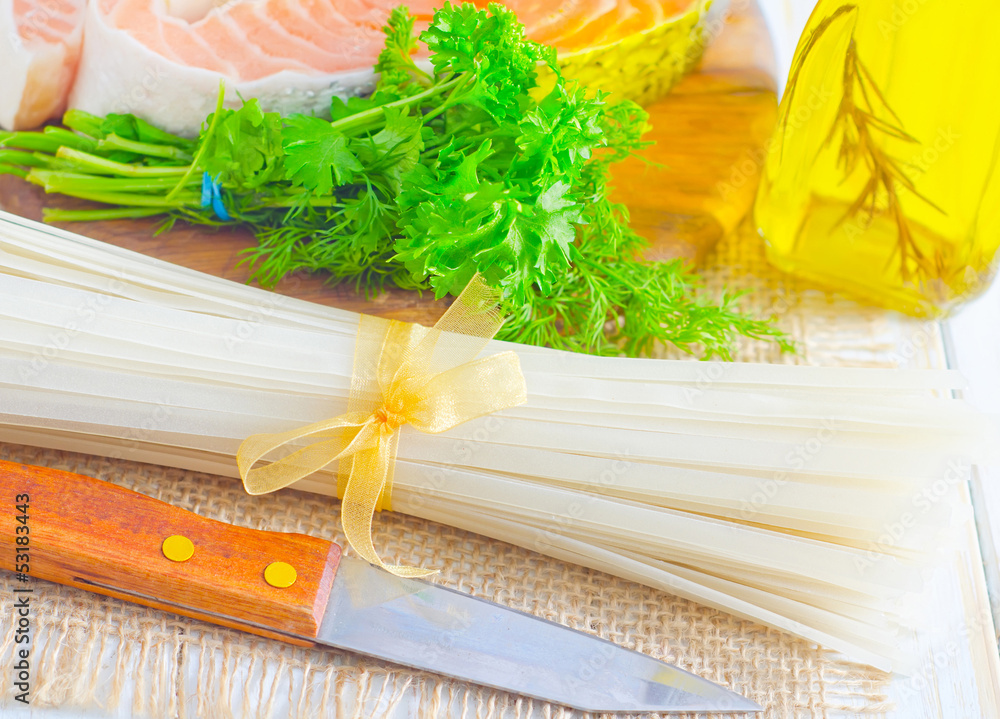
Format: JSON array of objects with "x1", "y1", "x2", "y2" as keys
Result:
[{"x1": 12, "y1": 493, "x2": 32, "y2": 704}]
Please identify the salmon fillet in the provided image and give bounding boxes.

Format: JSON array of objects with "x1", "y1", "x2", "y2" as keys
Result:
[
  {"x1": 63, "y1": 0, "x2": 690, "y2": 136},
  {"x1": 0, "y1": 0, "x2": 86, "y2": 130},
  {"x1": 68, "y1": 0, "x2": 379, "y2": 136}
]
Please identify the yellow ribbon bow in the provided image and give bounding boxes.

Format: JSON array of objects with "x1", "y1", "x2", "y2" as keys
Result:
[{"x1": 236, "y1": 275, "x2": 528, "y2": 577}]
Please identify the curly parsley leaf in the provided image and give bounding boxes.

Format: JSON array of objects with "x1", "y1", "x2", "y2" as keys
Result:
[
  {"x1": 374, "y1": 6, "x2": 427, "y2": 100},
  {"x1": 421, "y1": 2, "x2": 552, "y2": 120}
]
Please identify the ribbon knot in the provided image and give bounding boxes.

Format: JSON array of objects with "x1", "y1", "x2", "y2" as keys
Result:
[
  {"x1": 236, "y1": 275, "x2": 527, "y2": 577},
  {"x1": 374, "y1": 405, "x2": 406, "y2": 430}
]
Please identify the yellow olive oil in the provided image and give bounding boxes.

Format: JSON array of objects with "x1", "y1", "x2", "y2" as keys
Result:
[{"x1": 755, "y1": 0, "x2": 1000, "y2": 316}]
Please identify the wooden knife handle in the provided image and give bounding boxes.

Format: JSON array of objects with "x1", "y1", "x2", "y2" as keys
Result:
[{"x1": 0, "y1": 460, "x2": 341, "y2": 646}]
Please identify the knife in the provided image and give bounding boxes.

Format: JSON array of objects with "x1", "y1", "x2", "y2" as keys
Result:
[{"x1": 0, "y1": 460, "x2": 761, "y2": 714}]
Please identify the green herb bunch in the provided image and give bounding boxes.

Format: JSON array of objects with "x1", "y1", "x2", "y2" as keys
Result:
[{"x1": 0, "y1": 2, "x2": 790, "y2": 359}]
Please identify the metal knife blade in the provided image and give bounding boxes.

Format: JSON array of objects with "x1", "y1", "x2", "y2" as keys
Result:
[
  {"x1": 0, "y1": 460, "x2": 761, "y2": 714},
  {"x1": 320, "y1": 556, "x2": 761, "y2": 714}
]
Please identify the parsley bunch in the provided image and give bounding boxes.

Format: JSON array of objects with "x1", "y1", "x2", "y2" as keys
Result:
[{"x1": 0, "y1": 2, "x2": 790, "y2": 358}]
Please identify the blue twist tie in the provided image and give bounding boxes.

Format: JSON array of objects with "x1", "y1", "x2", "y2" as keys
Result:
[{"x1": 200, "y1": 172, "x2": 231, "y2": 221}]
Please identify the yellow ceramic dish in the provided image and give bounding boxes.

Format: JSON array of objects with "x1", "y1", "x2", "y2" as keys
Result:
[{"x1": 543, "y1": 0, "x2": 711, "y2": 105}]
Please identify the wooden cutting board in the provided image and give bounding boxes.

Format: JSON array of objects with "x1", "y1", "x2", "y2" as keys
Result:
[{"x1": 0, "y1": 0, "x2": 777, "y2": 326}]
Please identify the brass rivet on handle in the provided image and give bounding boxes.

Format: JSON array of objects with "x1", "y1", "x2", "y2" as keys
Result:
[
  {"x1": 264, "y1": 561, "x2": 297, "y2": 588},
  {"x1": 162, "y1": 535, "x2": 194, "y2": 562}
]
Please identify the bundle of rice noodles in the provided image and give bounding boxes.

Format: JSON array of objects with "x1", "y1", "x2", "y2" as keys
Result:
[{"x1": 0, "y1": 211, "x2": 994, "y2": 672}]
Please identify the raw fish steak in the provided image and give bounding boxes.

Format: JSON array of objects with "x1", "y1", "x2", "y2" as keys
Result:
[
  {"x1": 2, "y1": 0, "x2": 695, "y2": 135},
  {"x1": 68, "y1": 0, "x2": 406, "y2": 136},
  {"x1": 0, "y1": 0, "x2": 86, "y2": 130}
]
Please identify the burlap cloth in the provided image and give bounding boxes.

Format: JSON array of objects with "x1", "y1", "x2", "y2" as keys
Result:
[{"x1": 0, "y1": 221, "x2": 943, "y2": 718}]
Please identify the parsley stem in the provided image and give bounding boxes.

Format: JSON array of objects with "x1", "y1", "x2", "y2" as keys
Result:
[
  {"x1": 42, "y1": 127, "x2": 98, "y2": 153},
  {"x1": 420, "y1": 75, "x2": 474, "y2": 124},
  {"x1": 0, "y1": 163, "x2": 28, "y2": 179},
  {"x1": 259, "y1": 197, "x2": 346, "y2": 208},
  {"x1": 39, "y1": 188, "x2": 200, "y2": 207},
  {"x1": 0, "y1": 131, "x2": 66, "y2": 154},
  {"x1": 0, "y1": 150, "x2": 51, "y2": 168},
  {"x1": 412, "y1": 64, "x2": 434, "y2": 82},
  {"x1": 61, "y1": 110, "x2": 105, "y2": 139},
  {"x1": 29, "y1": 170, "x2": 199, "y2": 193},
  {"x1": 166, "y1": 81, "x2": 226, "y2": 201},
  {"x1": 97, "y1": 134, "x2": 193, "y2": 162},
  {"x1": 43, "y1": 207, "x2": 166, "y2": 221},
  {"x1": 329, "y1": 74, "x2": 465, "y2": 135},
  {"x1": 54, "y1": 147, "x2": 189, "y2": 178}
]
